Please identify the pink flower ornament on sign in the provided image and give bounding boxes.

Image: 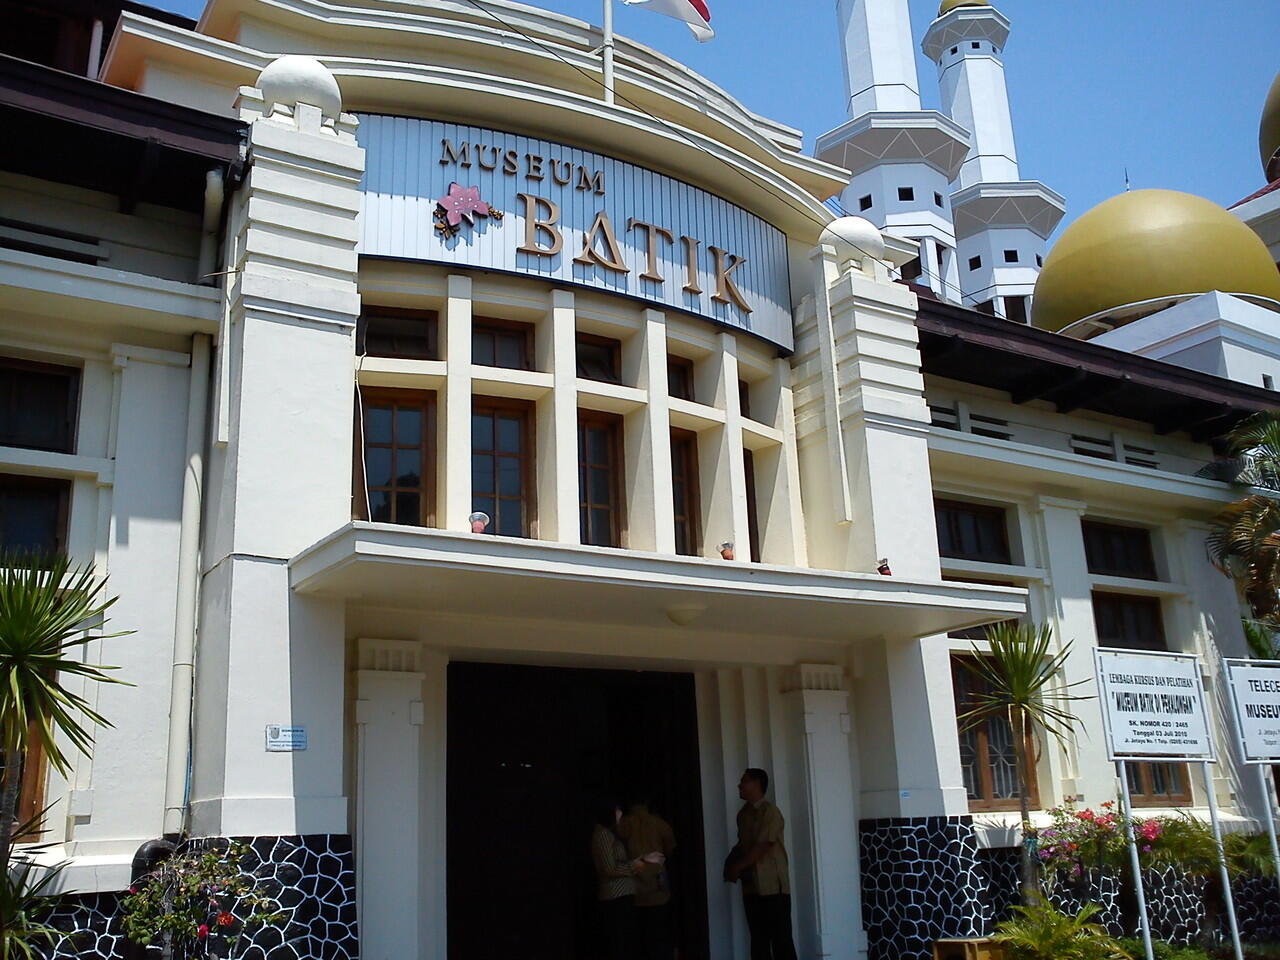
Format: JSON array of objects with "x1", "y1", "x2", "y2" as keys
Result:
[{"x1": 434, "y1": 182, "x2": 503, "y2": 239}]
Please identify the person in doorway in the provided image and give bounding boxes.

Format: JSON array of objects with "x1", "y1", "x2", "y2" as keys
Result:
[
  {"x1": 618, "y1": 797, "x2": 677, "y2": 960},
  {"x1": 591, "y1": 797, "x2": 665, "y2": 960},
  {"x1": 724, "y1": 769, "x2": 798, "y2": 960}
]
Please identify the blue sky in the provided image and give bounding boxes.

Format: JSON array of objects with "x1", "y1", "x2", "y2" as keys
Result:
[{"x1": 153, "y1": 0, "x2": 1279, "y2": 236}]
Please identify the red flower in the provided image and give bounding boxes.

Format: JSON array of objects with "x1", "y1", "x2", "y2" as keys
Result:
[
  {"x1": 217, "y1": 911, "x2": 235, "y2": 927},
  {"x1": 197, "y1": 924, "x2": 210, "y2": 939}
]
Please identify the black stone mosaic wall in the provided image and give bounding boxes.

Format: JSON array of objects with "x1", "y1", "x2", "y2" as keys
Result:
[
  {"x1": 859, "y1": 816, "x2": 988, "y2": 960},
  {"x1": 35, "y1": 834, "x2": 357, "y2": 960},
  {"x1": 1143, "y1": 865, "x2": 1206, "y2": 946},
  {"x1": 1236, "y1": 875, "x2": 1280, "y2": 943}
]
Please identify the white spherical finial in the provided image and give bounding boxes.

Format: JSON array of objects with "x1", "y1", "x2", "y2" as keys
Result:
[
  {"x1": 820, "y1": 216, "x2": 886, "y2": 264},
  {"x1": 257, "y1": 55, "x2": 342, "y2": 121}
]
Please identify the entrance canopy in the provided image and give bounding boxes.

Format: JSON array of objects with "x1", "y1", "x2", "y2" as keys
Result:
[{"x1": 291, "y1": 523, "x2": 1025, "y2": 646}]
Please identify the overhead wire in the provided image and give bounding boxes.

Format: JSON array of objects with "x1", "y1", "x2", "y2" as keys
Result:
[{"x1": 456, "y1": 0, "x2": 976, "y2": 304}]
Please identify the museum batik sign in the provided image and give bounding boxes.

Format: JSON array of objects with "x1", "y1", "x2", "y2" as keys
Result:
[
  {"x1": 1094, "y1": 648, "x2": 1214, "y2": 761},
  {"x1": 356, "y1": 114, "x2": 795, "y2": 351}
]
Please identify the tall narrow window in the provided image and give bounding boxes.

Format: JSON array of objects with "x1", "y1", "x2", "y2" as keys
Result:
[
  {"x1": 473, "y1": 319, "x2": 533, "y2": 370},
  {"x1": 576, "y1": 334, "x2": 622, "y2": 385},
  {"x1": 1091, "y1": 588, "x2": 1191, "y2": 805},
  {"x1": 952, "y1": 655, "x2": 1038, "y2": 811},
  {"x1": 359, "y1": 389, "x2": 436, "y2": 527},
  {"x1": 1, "y1": 726, "x2": 46, "y2": 840},
  {"x1": 668, "y1": 356, "x2": 695, "y2": 402},
  {"x1": 357, "y1": 308, "x2": 439, "y2": 360},
  {"x1": 579, "y1": 411, "x2": 623, "y2": 547},
  {"x1": 744, "y1": 449, "x2": 761, "y2": 563},
  {"x1": 472, "y1": 400, "x2": 534, "y2": 537},
  {"x1": 1, "y1": 357, "x2": 79, "y2": 453},
  {"x1": 738, "y1": 380, "x2": 752, "y2": 421},
  {"x1": 1082, "y1": 520, "x2": 1158, "y2": 580},
  {"x1": 0, "y1": 474, "x2": 69, "y2": 555},
  {"x1": 935, "y1": 499, "x2": 1011, "y2": 563},
  {"x1": 670, "y1": 429, "x2": 700, "y2": 557}
]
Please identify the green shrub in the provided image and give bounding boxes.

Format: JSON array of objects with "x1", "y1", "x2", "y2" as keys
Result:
[
  {"x1": 1117, "y1": 939, "x2": 1211, "y2": 960},
  {"x1": 993, "y1": 898, "x2": 1133, "y2": 960}
]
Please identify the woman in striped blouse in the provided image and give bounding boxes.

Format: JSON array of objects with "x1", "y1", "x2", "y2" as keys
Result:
[{"x1": 591, "y1": 797, "x2": 664, "y2": 960}]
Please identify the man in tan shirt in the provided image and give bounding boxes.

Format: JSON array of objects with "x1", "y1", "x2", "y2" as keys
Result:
[
  {"x1": 618, "y1": 799, "x2": 677, "y2": 960},
  {"x1": 725, "y1": 768, "x2": 797, "y2": 960}
]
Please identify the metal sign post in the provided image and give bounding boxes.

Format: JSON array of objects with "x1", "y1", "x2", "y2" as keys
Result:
[
  {"x1": 1116, "y1": 758, "x2": 1154, "y2": 960},
  {"x1": 602, "y1": 0, "x2": 616, "y2": 104},
  {"x1": 1095, "y1": 648, "x2": 1237, "y2": 960},
  {"x1": 1223, "y1": 657, "x2": 1280, "y2": 887}
]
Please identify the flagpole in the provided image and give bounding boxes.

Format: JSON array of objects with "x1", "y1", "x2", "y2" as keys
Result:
[{"x1": 602, "y1": 0, "x2": 615, "y2": 105}]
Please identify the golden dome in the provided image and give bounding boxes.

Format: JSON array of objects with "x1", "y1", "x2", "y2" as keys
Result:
[
  {"x1": 1031, "y1": 189, "x2": 1280, "y2": 334},
  {"x1": 938, "y1": 0, "x2": 990, "y2": 15},
  {"x1": 1262, "y1": 71, "x2": 1280, "y2": 180}
]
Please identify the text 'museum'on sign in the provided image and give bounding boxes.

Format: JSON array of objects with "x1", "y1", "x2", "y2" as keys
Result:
[
  {"x1": 1094, "y1": 648, "x2": 1214, "y2": 762},
  {"x1": 1223, "y1": 658, "x2": 1280, "y2": 763},
  {"x1": 356, "y1": 114, "x2": 795, "y2": 352}
]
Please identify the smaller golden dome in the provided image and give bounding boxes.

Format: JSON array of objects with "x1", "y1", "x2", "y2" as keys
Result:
[
  {"x1": 939, "y1": 0, "x2": 991, "y2": 15},
  {"x1": 1261, "y1": 71, "x2": 1280, "y2": 180},
  {"x1": 1031, "y1": 189, "x2": 1280, "y2": 334}
]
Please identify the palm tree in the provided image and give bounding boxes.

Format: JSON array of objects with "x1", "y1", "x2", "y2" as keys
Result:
[
  {"x1": 958, "y1": 622, "x2": 1090, "y2": 905},
  {"x1": 0, "y1": 551, "x2": 129, "y2": 955},
  {"x1": 1204, "y1": 411, "x2": 1280, "y2": 622}
]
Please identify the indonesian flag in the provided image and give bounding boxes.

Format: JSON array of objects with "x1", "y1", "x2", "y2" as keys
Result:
[{"x1": 622, "y1": 0, "x2": 714, "y2": 42}]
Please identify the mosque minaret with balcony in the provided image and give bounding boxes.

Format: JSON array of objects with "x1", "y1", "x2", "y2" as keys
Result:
[
  {"x1": 922, "y1": 0, "x2": 1065, "y2": 322},
  {"x1": 816, "y1": 0, "x2": 971, "y2": 301}
]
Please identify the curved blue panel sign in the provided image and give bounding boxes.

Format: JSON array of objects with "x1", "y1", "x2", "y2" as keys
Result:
[{"x1": 356, "y1": 114, "x2": 794, "y2": 352}]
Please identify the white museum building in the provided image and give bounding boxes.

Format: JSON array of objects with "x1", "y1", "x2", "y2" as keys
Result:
[{"x1": 2, "y1": 0, "x2": 1280, "y2": 958}]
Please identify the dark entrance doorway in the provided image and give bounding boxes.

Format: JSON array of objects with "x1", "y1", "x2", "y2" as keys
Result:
[{"x1": 447, "y1": 662, "x2": 710, "y2": 960}]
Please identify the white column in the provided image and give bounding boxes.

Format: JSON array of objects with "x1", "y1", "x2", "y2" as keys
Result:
[
  {"x1": 192, "y1": 79, "x2": 362, "y2": 839},
  {"x1": 938, "y1": 40, "x2": 1020, "y2": 187},
  {"x1": 536, "y1": 289, "x2": 580, "y2": 542},
  {"x1": 836, "y1": 0, "x2": 923, "y2": 116},
  {"x1": 626, "y1": 309, "x2": 674, "y2": 552},
  {"x1": 441, "y1": 274, "x2": 473, "y2": 532},
  {"x1": 1033, "y1": 495, "x2": 1113, "y2": 801},
  {"x1": 355, "y1": 639, "x2": 429, "y2": 960},
  {"x1": 788, "y1": 665, "x2": 865, "y2": 960},
  {"x1": 696, "y1": 333, "x2": 750, "y2": 558}
]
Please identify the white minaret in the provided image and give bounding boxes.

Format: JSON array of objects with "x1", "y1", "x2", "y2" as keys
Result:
[
  {"x1": 816, "y1": 0, "x2": 970, "y2": 301},
  {"x1": 922, "y1": 0, "x2": 1065, "y2": 322}
]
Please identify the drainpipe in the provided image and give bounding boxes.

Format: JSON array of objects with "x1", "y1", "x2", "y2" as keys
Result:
[
  {"x1": 196, "y1": 170, "x2": 224, "y2": 285},
  {"x1": 162, "y1": 332, "x2": 211, "y2": 838}
]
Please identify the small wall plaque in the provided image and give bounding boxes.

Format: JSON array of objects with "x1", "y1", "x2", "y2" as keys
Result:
[{"x1": 265, "y1": 725, "x2": 308, "y2": 752}]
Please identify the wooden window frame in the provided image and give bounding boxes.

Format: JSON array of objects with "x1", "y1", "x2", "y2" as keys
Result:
[
  {"x1": 1126, "y1": 761, "x2": 1193, "y2": 808},
  {"x1": 578, "y1": 409, "x2": 625, "y2": 548},
  {"x1": 575, "y1": 333, "x2": 623, "y2": 385},
  {"x1": 0, "y1": 473, "x2": 71, "y2": 555},
  {"x1": 472, "y1": 317, "x2": 534, "y2": 372},
  {"x1": 355, "y1": 387, "x2": 438, "y2": 528},
  {"x1": 1082, "y1": 519, "x2": 1158, "y2": 580},
  {"x1": 0, "y1": 356, "x2": 80, "y2": 454},
  {"x1": 1089, "y1": 589, "x2": 1192, "y2": 806},
  {"x1": 935, "y1": 498, "x2": 1013, "y2": 564},
  {"x1": 356, "y1": 307, "x2": 440, "y2": 361},
  {"x1": 952, "y1": 654, "x2": 1041, "y2": 812},
  {"x1": 472, "y1": 396, "x2": 537, "y2": 538},
  {"x1": 667, "y1": 355, "x2": 695, "y2": 402},
  {"x1": 670, "y1": 428, "x2": 701, "y2": 557},
  {"x1": 7, "y1": 727, "x2": 47, "y2": 839}
]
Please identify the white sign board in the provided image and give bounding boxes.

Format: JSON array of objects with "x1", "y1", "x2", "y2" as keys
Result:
[
  {"x1": 1094, "y1": 648, "x2": 1213, "y2": 761},
  {"x1": 1223, "y1": 659, "x2": 1280, "y2": 763},
  {"x1": 356, "y1": 114, "x2": 795, "y2": 352},
  {"x1": 265, "y1": 724, "x2": 308, "y2": 752}
]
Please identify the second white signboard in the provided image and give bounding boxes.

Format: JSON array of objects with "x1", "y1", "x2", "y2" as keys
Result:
[{"x1": 1094, "y1": 648, "x2": 1213, "y2": 761}]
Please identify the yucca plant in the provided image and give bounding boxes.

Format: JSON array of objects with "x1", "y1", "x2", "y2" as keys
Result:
[
  {"x1": 959, "y1": 622, "x2": 1091, "y2": 904},
  {"x1": 0, "y1": 550, "x2": 130, "y2": 954},
  {"x1": 993, "y1": 898, "x2": 1134, "y2": 960},
  {"x1": 0, "y1": 810, "x2": 67, "y2": 960}
]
